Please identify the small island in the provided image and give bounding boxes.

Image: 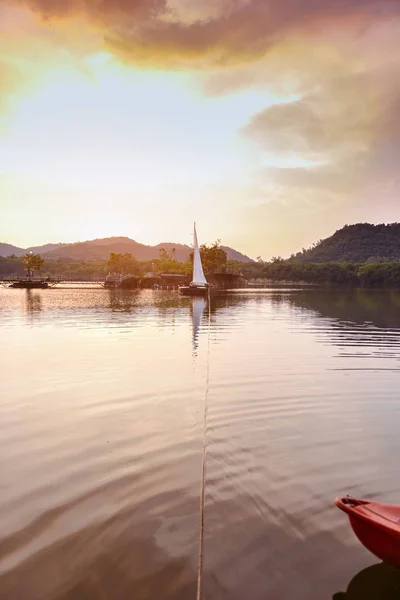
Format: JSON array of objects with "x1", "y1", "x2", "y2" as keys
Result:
[{"x1": 8, "y1": 252, "x2": 49, "y2": 288}]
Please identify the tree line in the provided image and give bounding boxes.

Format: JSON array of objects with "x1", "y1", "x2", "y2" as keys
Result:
[
  {"x1": 4, "y1": 247, "x2": 400, "y2": 288},
  {"x1": 238, "y1": 260, "x2": 400, "y2": 288},
  {"x1": 0, "y1": 241, "x2": 230, "y2": 280}
]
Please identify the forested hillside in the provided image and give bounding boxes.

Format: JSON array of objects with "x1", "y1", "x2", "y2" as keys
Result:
[{"x1": 290, "y1": 224, "x2": 400, "y2": 263}]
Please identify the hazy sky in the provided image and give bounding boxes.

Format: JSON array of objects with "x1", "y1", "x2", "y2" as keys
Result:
[{"x1": 1, "y1": 0, "x2": 400, "y2": 258}]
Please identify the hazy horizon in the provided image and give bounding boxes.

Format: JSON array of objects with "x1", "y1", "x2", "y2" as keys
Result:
[
  {"x1": 1, "y1": 1, "x2": 400, "y2": 258},
  {"x1": 1, "y1": 219, "x2": 400, "y2": 261},
  {"x1": 0, "y1": 232, "x2": 256, "y2": 258}
]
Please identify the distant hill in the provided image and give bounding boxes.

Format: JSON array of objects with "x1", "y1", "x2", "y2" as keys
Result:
[
  {"x1": 28, "y1": 243, "x2": 67, "y2": 255},
  {"x1": 291, "y1": 223, "x2": 400, "y2": 263},
  {"x1": 0, "y1": 243, "x2": 24, "y2": 257},
  {"x1": 0, "y1": 236, "x2": 253, "y2": 262},
  {"x1": 0, "y1": 242, "x2": 66, "y2": 257}
]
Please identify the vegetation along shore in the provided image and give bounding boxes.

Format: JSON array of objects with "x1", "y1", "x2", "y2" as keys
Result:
[{"x1": 2, "y1": 223, "x2": 400, "y2": 288}]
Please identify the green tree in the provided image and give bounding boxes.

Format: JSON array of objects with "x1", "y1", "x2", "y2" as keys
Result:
[
  {"x1": 21, "y1": 253, "x2": 44, "y2": 279},
  {"x1": 107, "y1": 252, "x2": 139, "y2": 275},
  {"x1": 157, "y1": 248, "x2": 170, "y2": 263},
  {"x1": 153, "y1": 247, "x2": 190, "y2": 274},
  {"x1": 189, "y1": 240, "x2": 227, "y2": 274}
]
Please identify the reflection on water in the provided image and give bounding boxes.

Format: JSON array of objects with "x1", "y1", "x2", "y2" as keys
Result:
[
  {"x1": 281, "y1": 288, "x2": 400, "y2": 329},
  {"x1": 25, "y1": 291, "x2": 42, "y2": 313},
  {"x1": 24, "y1": 290, "x2": 42, "y2": 324},
  {"x1": 107, "y1": 289, "x2": 141, "y2": 312},
  {"x1": 191, "y1": 297, "x2": 207, "y2": 355},
  {"x1": 1, "y1": 287, "x2": 400, "y2": 599},
  {"x1": 0, "y1": 508, "x2": 197, "y2": 600},
  {"x1": 333, "y1": 562, "x2": 400, "y2": 599},
  {"x1": 271, "y1": 289, "x2": 400, "y2": 368}
]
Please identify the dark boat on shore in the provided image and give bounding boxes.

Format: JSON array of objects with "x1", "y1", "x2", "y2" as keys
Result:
[
  {"x1": 10, "y1": 281, "x2": 49, "y2": 289},
  {"x1": 336, "y1": 496, "x2": 400, "y2": 569},
  {"x1": 179, "y1": 223, "x2": 209, "y2": 297}
]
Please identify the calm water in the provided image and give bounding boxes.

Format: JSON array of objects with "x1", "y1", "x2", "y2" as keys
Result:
[{"x1": 1, "y1": 287, "x2": 400, "y2": 600}]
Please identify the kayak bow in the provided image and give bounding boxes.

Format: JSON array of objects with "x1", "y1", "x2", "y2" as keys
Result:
[{"x1": 336, "y1": 496, "x2": 400, "y2": 568}]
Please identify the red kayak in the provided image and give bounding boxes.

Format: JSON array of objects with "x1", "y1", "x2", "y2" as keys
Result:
[{"x1": 336, "y1": 496, "x2": 400, "y2": 569}]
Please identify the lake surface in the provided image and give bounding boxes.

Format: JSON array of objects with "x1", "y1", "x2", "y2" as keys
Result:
[{"x1": 1, "y1": 287, "x2": 400, "y2": 600}]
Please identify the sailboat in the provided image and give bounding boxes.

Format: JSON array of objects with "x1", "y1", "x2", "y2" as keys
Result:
[{"x1": 179, "y1": 223, "x2": 209, "y2": 296}]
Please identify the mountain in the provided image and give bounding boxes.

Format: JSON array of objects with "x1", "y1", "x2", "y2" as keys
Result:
[
  {"x1": 0, "y1": 243, "x2": 24, "y2": 257},
  {"x1": 0, "y1": 242, "x2": 66, "y2": 257},
  {"x1": 27, "y1": 243, "x2": 67, "y2": 254},
  {"x1": 222, "y1": 246, "x2": 253, "y2": 262},
  {"x1": 291, "y1": 223, "x2": 400, "y2": 263},
  {"x1": 0, "y1": 237, "x2": 253, "y2": 262}
]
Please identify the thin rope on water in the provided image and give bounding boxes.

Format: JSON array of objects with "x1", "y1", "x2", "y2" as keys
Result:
[{"x1": 196, "y1": 289, "x2": 212, "y2": 600}]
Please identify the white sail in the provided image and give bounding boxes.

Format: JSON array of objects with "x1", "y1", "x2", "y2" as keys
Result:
[{"x1": 192, "y1": 223, "x2": 207, "y2": 286}]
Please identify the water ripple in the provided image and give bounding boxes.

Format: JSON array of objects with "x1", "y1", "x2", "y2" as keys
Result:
[{"x1": 1, "y1": 287, "x2": 400, "y2": 599}]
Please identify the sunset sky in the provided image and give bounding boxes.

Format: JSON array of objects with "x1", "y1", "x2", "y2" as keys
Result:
[{"x1": 1, "y1": 0, "x2": 400, "y2": 259}]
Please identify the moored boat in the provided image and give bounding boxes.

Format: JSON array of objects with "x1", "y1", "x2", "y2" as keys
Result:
[
  {"x1": 10, "y1": 280, "x2": 49, "y2": 289},
  {"x1": 179, "y1": 284, "x2": 209, "y2": 296},
  {"x1": 335, "y1": 496, "x2": 400, "y2": 568},
  {"x1": 179, "y1": 223, "x2": 209, "y2": 297}
]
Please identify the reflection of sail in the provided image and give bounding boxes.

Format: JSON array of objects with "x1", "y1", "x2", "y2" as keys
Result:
[{"x1": 191, "y1": 297, "x2": 206, "y2": 353}]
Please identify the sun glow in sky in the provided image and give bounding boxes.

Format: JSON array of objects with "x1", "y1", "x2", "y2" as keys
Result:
[{"x1": 1, "y1": 1, "x2": 400, "y2": 258}]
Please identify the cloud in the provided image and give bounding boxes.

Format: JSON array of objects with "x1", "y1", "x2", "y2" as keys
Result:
[
  {"x1": 237, "y1": 32, "x2": 400, "y2": 211},
  {"x1": 242, "y1": 70, "x2": 379, "y2": 165},
  {"x1": 2, "y1": 0, "x2": 400, "y2": 259},
  {"x1": 230, "y1": 24, "x2": 400, "y2": 259},
  {"x1": 234, "y1": 102, "x2": 400, "y2": 258},
  {"x1": 0, "y1": 4, "x2": 104, "y2": 128},
  {"x1": 1, "y1": 0, "x2": 399, "y2": 67}
]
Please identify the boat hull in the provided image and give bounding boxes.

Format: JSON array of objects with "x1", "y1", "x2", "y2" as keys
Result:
[
  {"x1": 179, "y1": 286, "x2": 209, "y2": 297},
  {"x1": 336, "y1": 496, "x2": 400, "y2": 569}
]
